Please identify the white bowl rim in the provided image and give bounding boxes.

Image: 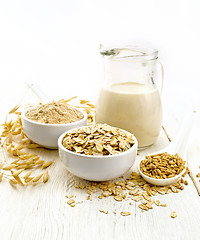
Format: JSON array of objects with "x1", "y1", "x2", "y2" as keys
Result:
[
  {"x1": 137, "y1": 158, "x2": 186, "y2": 184},
  {"x1": 21, "y1": 105, "x2": 87, "y2": 127},
  {"x1": 58, "y1": 127, "x2": 138, "y2": 159}
]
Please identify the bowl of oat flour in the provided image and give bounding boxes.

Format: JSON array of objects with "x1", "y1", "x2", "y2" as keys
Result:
[{"x1": 21, "y1": 101, "x2": 87, "y2": 149}]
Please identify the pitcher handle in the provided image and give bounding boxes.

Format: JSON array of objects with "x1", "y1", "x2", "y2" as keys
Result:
[{"x1": 158, "y1": 60, "x2": 164, "y2": 94}]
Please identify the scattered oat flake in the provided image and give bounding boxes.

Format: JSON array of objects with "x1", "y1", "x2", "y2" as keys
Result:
[
  {"x1": 99, "y1": 210, "x2": 108, "y2": 214},
  {"x1": 67, "y1": 199, "x2": 75, "y2": 205},
  {"x1": 171, "y1": 211, "x2": 177, "y2": 218},
  {"x1": 114, "y1": 196, "x2": 123, "y2": 201},
  {"x1": 155, "y1": 200, "x2": 160, "y2": 206},
  {"x1": 180, "y1": 178, "x2": 184, "y2": 183},
  {"x1": 160, "y1": 203, "x2": 167, "y2": 207},
  {"x1": 184, "y1": 180, "x2": 188, "y2": 185},
  {"x1": 142, "y1": 192, "x2": 151, "y2": 201},
  {"x1": 129, "y1": 189, "x2": 140, "y2": 195},
  {"x1": 171, "y1": 186, "x2": 178, "y2": 193},
  {"x1": 66, "y1": 194, "x2": 74, "y2": 199},
  {"x1": 139, "y1": 204, "x2": 149, "y2": 211},
  {"x1": 132, "y1": 196, "x2": 143, "y2": 202},
  {"x1": 157, "y1": 190, "x2": 166, "y2": 195},
  {"x1": 87, "y1": 190, "x2": 92, "y2": 195},
  {"x1": 121, "y1": 211, "x2": 131, "y2": 216},
  {"x1": 146, "y1": 202, "x2": 153, "y2": 209}
]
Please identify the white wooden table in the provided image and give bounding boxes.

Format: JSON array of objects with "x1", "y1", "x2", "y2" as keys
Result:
[{"x1": 0, "y1": 87, "x2": 200, "y2": 240}]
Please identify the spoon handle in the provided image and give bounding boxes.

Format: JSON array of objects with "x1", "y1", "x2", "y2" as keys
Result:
[
  {"x1": 26, "y1": 82, "x2": 51, "y2": 103},
  {"x1": 169, "y1": 111, "x2": 196, "y2": 156}
]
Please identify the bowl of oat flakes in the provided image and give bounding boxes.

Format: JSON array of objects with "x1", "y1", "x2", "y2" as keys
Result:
[
  {"x1": 58, "y1": 123, "x2": 138, "y2": 181},
  {"x1": 21, "y1": 101, "x2": 87, "y2": 149}
]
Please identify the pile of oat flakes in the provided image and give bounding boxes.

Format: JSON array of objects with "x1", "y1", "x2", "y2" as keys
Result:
[
  {"x1": 62, "y1": 123, "x2": 135, "y2": 156},
  {"x1": 66, "y1": 169, "x2": 190, "y2": 218}
]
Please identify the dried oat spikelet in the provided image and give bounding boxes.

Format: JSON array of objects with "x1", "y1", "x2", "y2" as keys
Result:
[
  {"x1": 42, "y1": 161, "x2": 53, "y2": 169},
  {"x1": 13, "y1": 174, "x2": 24, "y2": 185},
  {"x1": 23, "y1": 144, "x2": 41, "y2": 149},
  {"x1": 62, "y1": 96, "x2": 77, "y2": 103},
  {"x1": 3, "y1": 164, "x2": 16, "y2": 171},
  {"x1": 11, "y1": 159, "x2": 20, "y2": 164},
  {"x1": 9, "y1": 105, "x2": 20, "y2": 114},
  {"x1": 24, "y1": 170, "x2": 33, "y2": 179},
  {"x1": 0, "y1": 173, "x2": 3, "y2": 182},
  {"x1": 25, "y1": 177, "x2": 34, "y2": 183},
  {"x1": 32, "y1": 173, "x2": 43, "y2": 183},
  {"x1": 43, "y1": 171, "x2": 48, "y2": 183},
  {"x1": 10, "y1": 170, "x2": 23, "y2": 185},
  {"x1": 9, "y1": 179, "x2": 18, "y2": 185},
  {"x1": 12, "y1": 169, "x2": 24, "y2": 177},
  {"x1": 36, "y1": 160, "x2": 45, "y2": 165}
]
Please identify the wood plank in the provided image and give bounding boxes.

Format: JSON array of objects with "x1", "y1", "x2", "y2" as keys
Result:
[{"x1": 0, "y1": 129, "x2": 200, "y2": 240}]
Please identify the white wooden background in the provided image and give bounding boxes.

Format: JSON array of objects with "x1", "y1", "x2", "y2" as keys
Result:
[
  {"x1": 0, "y1": 87, "x2": 200, "y2": 240},
  {"x1": 1, "y1": 1, "x2": 200, "y2": 239}
]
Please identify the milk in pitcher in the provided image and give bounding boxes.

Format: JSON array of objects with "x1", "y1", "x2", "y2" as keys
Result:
[{"x1": 95, "y1": 82, "x2": 162, "y2": 148}]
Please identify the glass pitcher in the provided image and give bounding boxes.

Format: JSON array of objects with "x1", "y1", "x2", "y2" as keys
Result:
[{"x1": 95, "y1": 44, "x2": 163, "y2": 148}]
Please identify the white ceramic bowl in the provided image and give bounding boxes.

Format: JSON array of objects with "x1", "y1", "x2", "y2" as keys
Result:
[
  {"x1": 21, "y1": 106, "x2": 87, "y2": 149},
  {"x1": 58, "y1": 128, "x2": 138, "y2": 181},
  {"x1": 138, "y1": 159, "x2": 186, "y2": 186}
]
